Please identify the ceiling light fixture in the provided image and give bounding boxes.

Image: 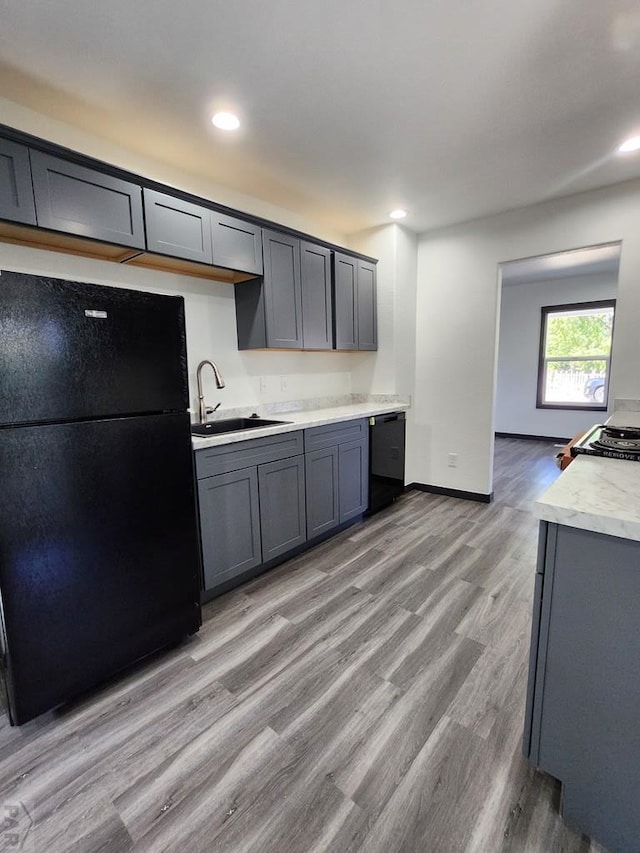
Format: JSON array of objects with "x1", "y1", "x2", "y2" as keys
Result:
[
  {"x1": 617, "y1": 135, "x2": 640, "y2": 154},
  {"x1": 212, "y1": 111, "x2": 240, "y2": 131},
  {"x1": 389, "y1": 209, "x2": 407, "y2": 220}
]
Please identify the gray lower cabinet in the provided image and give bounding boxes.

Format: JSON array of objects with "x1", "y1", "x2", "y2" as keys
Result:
[
  {"x1": 197, "y1": 467, "x2": 261, "y2": 589},
  {"x1": 305, "y1": 446, "x2": 340, "y2": 538},
  {"x1": 195, "y1": 430, "x2": 306, "y2": 594},
  {"x1": 524, "y1": 521, "x2": 640, "y2": 852},
  {"x1": 0, "y1": 139, "x2": 36, "y2": 225},
  {"x1": 333, "y1": 252, "x2": 377, "y2": 351},
  {"x1": 195, "y1": 420, "x2": 369, "y2": 595},
  {"x1": 143, "y1": 188, "x2": 212, "y2": 264},
  {"x1": 305, "y1": 418, "x2": 369, "y2": 537},
  {"x1": 258, "y1": 455, "x2": 307, "y2": 561},
  {"x1": 339, "y1": 438, "x2": 369, "y2": 520},
  {"x1": 30, "y1": 151, "x2": 145, "y2": 248}
]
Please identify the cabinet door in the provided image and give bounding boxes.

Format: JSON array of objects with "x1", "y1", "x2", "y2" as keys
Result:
[
  {"x1": 0, "y1": 139, "x2": 36, "y2": 225},
  {"x1": 333, "y1": 252, "x2": 358, "y2": 350},
  {"x1": 535, "y1": 525, "x2": 640, "y2": 851},
  {"x1": 357, "y1": 259, "x2": 378, "y2": 350},
  {"x1": 305, "y1": 446, "x2": 339, "y2": 538},
  {"x1": 198, "y1": 467, "x2": 261, "y2": 590},
  {"x1": 301, "y1": 241, "x2": 333, "y2": 349},
  {"x1": 30, "y1": 151, "x2": 145, "y2": 248},
  {"x1": 143, "y1": 188, "x2": 212, "y2": 264},
  {"x1": 212, "y1": 213, "x2": 263, "y2": 275},
  {"x1": 258, "y1": 455, "x2": 306, "y2": 561},
  {"x1": 262, "y1": 229, "x2": 303, "y2": 348},
  {"x1": 339, "y1": 438, "x2": 368, "y2": 522}
]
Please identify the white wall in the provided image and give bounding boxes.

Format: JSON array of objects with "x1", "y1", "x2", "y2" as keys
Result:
[
  {"x1": 347, "y1": 224, "x2": 418, "y2": 484},
  {"x1": 413, "y1": 177, "x2": 640, "y2": 496},
  {"x1": 348, "y1": 223, "x2": 418, "y2": 399},
  {"x1": 496, "y1": 271, "x2": 618, "y2": 438}
]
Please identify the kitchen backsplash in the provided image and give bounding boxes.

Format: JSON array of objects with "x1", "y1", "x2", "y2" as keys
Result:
[{"x1": 194, "y1": 393, "x2": 410, "y2": 421}]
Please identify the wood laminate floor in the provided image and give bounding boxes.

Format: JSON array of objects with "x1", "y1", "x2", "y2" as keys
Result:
[{"x1": 0, "y1": 438, "x2": 607, "y2": 852}]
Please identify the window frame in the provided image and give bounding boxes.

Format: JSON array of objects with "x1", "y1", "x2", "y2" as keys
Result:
[{"x1": 536, "y1": 299, "x2": 616, "y2": 412}]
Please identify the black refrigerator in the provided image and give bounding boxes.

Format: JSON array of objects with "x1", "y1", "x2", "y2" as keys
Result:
[{"x1": 0, "y1": 270, "x2": 202, "y2": 724}]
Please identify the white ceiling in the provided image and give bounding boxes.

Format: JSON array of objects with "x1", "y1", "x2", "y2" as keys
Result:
[
  {"x1": 501, "y1": 243, "x2": 622, "y2": 286},
  {"x1": 1, "y1": 1, "x2": 640, "y2": 235}
]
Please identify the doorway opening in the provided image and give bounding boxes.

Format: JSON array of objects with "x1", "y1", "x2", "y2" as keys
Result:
[{"x1": 493, "y1": 242, "x2": 621, "y2": 497}]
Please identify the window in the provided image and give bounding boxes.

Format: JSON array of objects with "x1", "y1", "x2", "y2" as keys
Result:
[{"x1": 537, "y1": 300, "x2": 616, "y2": 410}]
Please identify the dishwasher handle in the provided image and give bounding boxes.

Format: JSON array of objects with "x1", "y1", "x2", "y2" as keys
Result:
[{"x1": 371, "y1": 411, "x2": 405, "y2": 425}]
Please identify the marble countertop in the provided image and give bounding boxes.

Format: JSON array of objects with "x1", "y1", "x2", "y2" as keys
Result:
[
  {"x1": 534, "y1": 405, "x2": 640, "y2": 541},
  {"x1": 191, "y1": 401, "x2": 409, "y2": 449}
]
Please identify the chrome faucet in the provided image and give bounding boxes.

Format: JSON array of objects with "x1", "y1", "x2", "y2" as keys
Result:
[{"x1": 196, "y1": 359, "x2": 225, "y2": 424}]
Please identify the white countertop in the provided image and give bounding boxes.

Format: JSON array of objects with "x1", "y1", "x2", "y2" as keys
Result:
[
  {"x1": 191, "y1": 402, "x2": 408, "y2": 449},
  {"x1": 534, "y1": 408, "x2": 640, "y2": 541}
]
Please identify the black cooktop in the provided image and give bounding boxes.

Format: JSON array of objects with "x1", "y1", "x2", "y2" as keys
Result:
[{"x1": 571, "y1": 424, "x2": 640, "y2": 461}]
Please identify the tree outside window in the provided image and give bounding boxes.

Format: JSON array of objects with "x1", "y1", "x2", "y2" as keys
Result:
[{"x1": 537, "y1": 300, "x2": 616, "y2": 410}]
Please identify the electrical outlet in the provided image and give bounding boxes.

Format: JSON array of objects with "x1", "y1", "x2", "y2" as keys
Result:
[
  {"x1": 280, "y1": 375, "x2": 288, "y2": 391},
  {"x1": 259, "y1": 376, "x2": 268, "y2": 394},
  {"x1": 447, "y1": 453, "x2": 458, "y2": 468}
]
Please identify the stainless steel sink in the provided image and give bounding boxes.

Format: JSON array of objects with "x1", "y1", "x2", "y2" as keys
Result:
[{"x1": 191, "y1": 417, "x2": 290, "y2": 437}]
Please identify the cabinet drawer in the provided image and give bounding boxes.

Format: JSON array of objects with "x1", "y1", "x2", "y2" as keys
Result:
[
  {"x1": 195, "y1": 430, "x2": 304, "y2": 479},
  {"x1": 304, "y1": 418, "x2": 368, "y2": 451},
  {"x1": 30, "y1": 151, "x2": 145, "y2": 248}
]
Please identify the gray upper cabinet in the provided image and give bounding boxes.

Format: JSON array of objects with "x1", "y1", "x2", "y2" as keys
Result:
[
  {"x1": 357, "y1": 259, "x2": 378, "y2": 350},
  {"x1": 334, "y1": 252, "x2": 358, "y2": 350},
  {"x1": 143, "y1": 188, "x2": 212, "y2": 264},
  {"x1": 30, "y1": 151, "x2": 145, "y2": 248},
  {"x1": 211, "y1": 213, "x2": 263, "y2": 275},
  {"x1": 235, "y1": 235, "x2": 335, "y2": 351},
  {"x1": 334, "y1": 252, "x2": 378, "y2": 351},
  {"x1": 262, "y1": 229, "x2": 303, "y2": 348},
  {"x1": 0, "y1": 139, "x2": 36, "y2": 225},
  {"x1": 301, "y1": 241, "x2": 333, "y2": 349}
]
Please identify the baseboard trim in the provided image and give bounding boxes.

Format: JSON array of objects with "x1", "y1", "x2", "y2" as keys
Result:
[
  {"x1": 408, "y1": 482, "x2": 493, "y2": 504},
  {"x1": 495, "y1": 431, "x2": 570, "y2": 443}
]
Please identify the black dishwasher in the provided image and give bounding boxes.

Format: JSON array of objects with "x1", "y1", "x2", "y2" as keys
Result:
[{"x1": 368, "y1": 412, "x2": 406, "y2": 514}]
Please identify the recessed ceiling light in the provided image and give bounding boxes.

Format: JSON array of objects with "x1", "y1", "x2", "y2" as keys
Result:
[
  {"x1": 212, "y1": 111, "x2": 240, "y2": 131},
  {"x1": 617, "y1": 135, "x2": 640, "y2": 154},
  {"x1": 389, "y1": 209, "x2": 407, "y2": 219}
]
